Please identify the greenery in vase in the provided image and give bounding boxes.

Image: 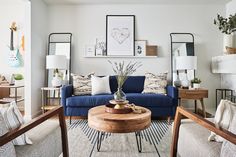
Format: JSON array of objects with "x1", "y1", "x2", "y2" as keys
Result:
[
  {"x1": 191, "y1": 78, "x2": 201, "y2": 84},
  {"x1": 13, "y1": 74, "x2": 23, "y2": 80},
  {"x1": 214, "y1": 13, "x2": 236, "y2": 35},
  {"x1": 108, "y1": 61, "x2": 142, "y2": 89}
]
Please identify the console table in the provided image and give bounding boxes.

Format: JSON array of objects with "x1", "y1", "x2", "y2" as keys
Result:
[
  {"x1": 0, "y1": 84, "x2": 24, "y2": 105},
  {"x1": 178, "y1": 88, "x2": 208, "y2": 117}
]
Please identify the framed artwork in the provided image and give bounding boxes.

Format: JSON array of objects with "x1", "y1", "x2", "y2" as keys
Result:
[
  {"x1": 135, "y1": 40, "x2": 147, "y2": 56},
  {"x1": 106, "y1": 15, "x2": 135, "y2": 56}
]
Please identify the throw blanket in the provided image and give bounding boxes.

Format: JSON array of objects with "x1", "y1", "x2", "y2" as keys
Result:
[{"x1": 208, "y1": 99, "x2": 236, "y2": 142}]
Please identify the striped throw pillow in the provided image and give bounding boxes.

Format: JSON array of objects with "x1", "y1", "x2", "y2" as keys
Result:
[
  {"x1": 0, "y1": 112, "x2": 16, "y2": 157},
  {"x1": 142, "y1": 72, "x2": 168, "y2": 94},
  {"x1": 0, "y1": 101, "x2": 32, "y2": 145},
  {"x1": 72, "y1": 73, "x2": 94, "y2": 95}
]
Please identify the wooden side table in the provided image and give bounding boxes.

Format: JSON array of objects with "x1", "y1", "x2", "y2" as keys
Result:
[
  {"x1": 41, "y1": 87, "x2": 61, "y2": 113},
  {"x1": 0, "y1": 84, "x2": 24, "y2": 106},
  {"x1": 178, "y1": 88, "x2": 208, "y2": 117}
]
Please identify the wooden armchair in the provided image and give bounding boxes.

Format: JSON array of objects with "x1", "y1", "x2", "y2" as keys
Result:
[
  {"x1": 0, "y1": 106, "x2": 69, "y2": 157},
  {"x1": 171, "y1": 106, "x2": 236, "y2": 157}
]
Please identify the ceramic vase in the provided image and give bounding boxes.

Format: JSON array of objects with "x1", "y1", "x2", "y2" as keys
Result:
[
  {"x1": 51, "y1": 73, "x2": 62, "y2": 87},
  {"x1": 223, "y1": 34, "x2": 233, "y2": 53},
  {"x1": 193, "y1": 83, "x2": 200, "y2": 89}
]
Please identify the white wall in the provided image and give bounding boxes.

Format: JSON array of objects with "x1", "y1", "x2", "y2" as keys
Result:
[
  {"x1": 0, "y1": 0, "x2": 28, "y2": 110},
  {"x1": 221, "y1": 0, "x2": 236, "y2": 95},
  {"x1": 48, "y1": 4, "x2": 224, "y2": 114},
  {"x1": 24, "y1": 0, "x2": 48, "y2": 119}
]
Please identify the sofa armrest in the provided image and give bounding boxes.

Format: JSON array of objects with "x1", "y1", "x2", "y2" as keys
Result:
[
  {"x1": 170, "y1": 107, "x2": 236, "y2": 157},
  {"x1": 61, "y1": 84, "x2": 73, "y2": 112},
  {"x1": 0, "y1": 106, "x2": 69, "y2": 157},
  {"x1": 166, "y1": 85, "x2": 178, "y2": 102}
]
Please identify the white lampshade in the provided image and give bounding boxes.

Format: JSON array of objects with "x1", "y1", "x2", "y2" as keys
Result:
[
  {"x1": 46, "y1": 55, "x2": 67, "y2": 70},
  {"x1": 176, "y1": 56, "x2": 197, "y2": 70}
]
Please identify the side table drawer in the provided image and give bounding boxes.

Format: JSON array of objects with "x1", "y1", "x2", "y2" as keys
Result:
[{"x1": 179, "y1": 89, "x2": 208, "y2": 99}]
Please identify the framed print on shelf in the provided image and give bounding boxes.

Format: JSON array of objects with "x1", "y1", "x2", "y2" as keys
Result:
[
  {"x1": 135, "y1": 40, "x2": 147, "y2": 56},
  {"x1": 106, "y1": 15, "x2": 135, "y2": 56}
]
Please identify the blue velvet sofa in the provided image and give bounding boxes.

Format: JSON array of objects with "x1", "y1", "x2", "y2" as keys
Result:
[{"x1": 61, "y1": 76, "x2": 178, "y2": 118}]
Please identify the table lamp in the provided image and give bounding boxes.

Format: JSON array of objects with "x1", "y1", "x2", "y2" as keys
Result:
[
  {"x1": 46, "y1": 55, "x2": 67, "y2": 87},
  {"x1": 176, "y1": 56, "x2": 197, "y2": 88}
]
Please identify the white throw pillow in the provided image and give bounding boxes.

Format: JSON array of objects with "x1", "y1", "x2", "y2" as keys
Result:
[
  {"x1": 142, "y1": 72, "x2": 168, "y2": 94},
  {"x1": 208, "y1": 99, "x2": 236, "y2": 142},
  {"x1": 0, "y1": 101, "x2": 32, "y2": 145},
  {"x1": 0, "y1": 112, "x2": 16, "y2": 157},
  {"x1": 220, "y1": 113, "x2": 236, "y2": 157},
  {"x1": 91, "y1": 76, "x2": 111, "y2": 95}
]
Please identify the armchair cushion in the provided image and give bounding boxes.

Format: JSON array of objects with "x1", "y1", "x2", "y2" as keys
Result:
[
  {"x1": 0, "y1": 113, "x2": 16, "y2": 157},
  {"x1": 0, "y1": 102, "x2": 32, "y2": 145},
  {"x1": 220, "y1": 114, "x2": 236, "y2": 157},
  {"x1": 178, "y1": 119, "x2": 222, "y2": 157},
  {"x1": 15, "y1": 120, "x2": 62, "y2": 157}
]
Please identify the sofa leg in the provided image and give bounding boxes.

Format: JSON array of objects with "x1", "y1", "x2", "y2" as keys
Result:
[
  {"x1": 69, "y1": 116, "x2": 72, "y2": 124},
  {"x1": 167, "y1": 116, "x2": 171, "y2": 124}
]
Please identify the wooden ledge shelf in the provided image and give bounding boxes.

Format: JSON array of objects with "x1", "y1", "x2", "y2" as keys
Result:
[{"x1": 84, "y1": 56, "x2": 158, "y2": 58}]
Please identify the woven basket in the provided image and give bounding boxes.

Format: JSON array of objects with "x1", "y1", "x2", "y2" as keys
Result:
[{"x1": 226, "y1": 46, "x2": 236, "y2": 54}]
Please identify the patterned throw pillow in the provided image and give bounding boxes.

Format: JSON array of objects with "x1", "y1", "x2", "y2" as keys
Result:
[
  {"x1": 220, "y1": 113, "x2": 236, "y2": 157},
  {"x1": 0, "y1": 101, "x2": 32, "y2": 145},
  {"x1": 0, "y1": 112, "x2": 16, "y2": 157},
  {"x1": 72, "y1": 73, "x2": 94, "y2": 95},
  {"x1": 142, "y1": 72, "x2": 168, "y2": 94}
]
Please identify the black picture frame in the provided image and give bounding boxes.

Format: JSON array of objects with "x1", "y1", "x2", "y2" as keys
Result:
[{"x1": 106, "y1": 15, "x2": 135, "y2": 56}]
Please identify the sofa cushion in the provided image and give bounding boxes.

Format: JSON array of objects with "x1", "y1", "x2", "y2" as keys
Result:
[
  {"x1": 142, "y1": 72, "x2": 168, "y2": 94},
  {"x1": 126, "y1": 93, "x2": 173, "y2": 107},
  {"x1": 66, "y1": 93, "x2": 173, "y2": 108},
  {"x1": 109, "y1": 76, "x2": 145, "y2": 93},
  {"x1": 178, "y1": 119, "x2": 222, "y2": 157},
  {"x1": 15, "y1": 120, "x2": 62, "y2": 157},
  {"x1": 91, "y1": 75, "x2": 111, "y2": 95},
  {"x1": 66, "y1": 94, "x2": 114, "y2": 107},
  {"x1": 72, "y1": 73, "x2": 94, "y2": 95},
  {"x1": 0, "y1": 112, "x2": 16, "y2": 157}
]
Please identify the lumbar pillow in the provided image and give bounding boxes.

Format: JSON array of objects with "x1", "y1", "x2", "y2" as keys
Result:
[
  {"x1": 208, "y1": 99, "x2": 236, "y2": 142},
  {"x1": 0, "y1": 112, "x2": 17, "y2": 157},
  {"x1": 71, "y1": 73, "x2": 94, "y2": 95},
  {"x1": 142, "y1": 72, "x2": 168, "y2": 94},
  {"x1": 220, "y1": 113, "x2": 236, "y2": 157},
  {"x1": 0, "y1": 101, "x2": 32, "y2": 145},
  {"x1": 91, "y1": 75, "x2": 111, "y2": 95}
]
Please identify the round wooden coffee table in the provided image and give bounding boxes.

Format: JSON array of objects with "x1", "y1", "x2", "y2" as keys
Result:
[{"x1": 88, "y1": 105, "x2": 151, "y2": 155}]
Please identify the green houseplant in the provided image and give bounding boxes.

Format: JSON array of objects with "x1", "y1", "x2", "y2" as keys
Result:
[
  {"x1": 214, "y1": 13, "x2": 236, "y2": 52},
  {"x1": 191, "y1": 78, "x2": 201, "y2": 89}
]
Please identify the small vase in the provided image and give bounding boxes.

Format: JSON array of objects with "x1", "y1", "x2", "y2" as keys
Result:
[
  {"x1": 114, "y1": 88, "x2": 126, "y2": 101},
  {"x1": 223, "y1": 34, "x2": 233, "y2": 53},
  {"x1": 174, "y1": 74, "x2": 181, "y2": 88}
]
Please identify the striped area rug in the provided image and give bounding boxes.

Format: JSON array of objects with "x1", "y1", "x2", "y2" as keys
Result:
[{"x1": 67, "y1": 120, "x2": 172, "y2": 157}]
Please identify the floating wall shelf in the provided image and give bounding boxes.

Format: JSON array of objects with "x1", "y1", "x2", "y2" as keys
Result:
[
  {"x1": 84, "y1": 56, "x2": 158, "y2": 58},
  {"x1": 212, "y1": 54, "x2": 236, "y2": 73}
]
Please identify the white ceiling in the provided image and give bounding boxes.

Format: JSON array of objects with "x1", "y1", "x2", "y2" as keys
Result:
[{"x1": 43, "y1": 0, "x2": 231, "y2": 5}]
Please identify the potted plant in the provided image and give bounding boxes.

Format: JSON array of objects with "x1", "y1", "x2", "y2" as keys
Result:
[
  {"x1": 191, "y1": 78, "x2": 201, "y2": 89},
  {"x1": 214, "y1": 13, "x2": 236, "y2": 53},
  {"x1": 14, "y1": 74, "x2": 24, "y2": 85},
  {"x1": 109, "y1": 61, "x2": 142, "y2": 107}
]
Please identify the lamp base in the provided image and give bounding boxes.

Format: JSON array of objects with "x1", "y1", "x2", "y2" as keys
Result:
[{"x1": 51, "y1": 75, "x2": 62, "y2": 87}]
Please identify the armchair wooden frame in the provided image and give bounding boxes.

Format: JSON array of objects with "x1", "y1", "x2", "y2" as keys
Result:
[
  {"x1": 170, "y1": 106, "x2": 236, "y2": 157},
  {"x1": 0, "y1": 106, "x2": 69, "y2": 157}
]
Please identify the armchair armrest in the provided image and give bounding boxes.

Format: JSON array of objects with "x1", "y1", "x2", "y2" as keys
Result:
[
  {"x1": 61, "y1": 84, "x2": 73, "y2": 113},
  {"x1": 0, "y1": 106, "x2": 69, "y2": 157},
  {"x1": 170, "y1": 107, "x2": 236, "y2": 157}
]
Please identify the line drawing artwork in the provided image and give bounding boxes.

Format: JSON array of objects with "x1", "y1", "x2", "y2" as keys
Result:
[{"x1": 111, "y1": 28, "x2": 130, "y2": 44}]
